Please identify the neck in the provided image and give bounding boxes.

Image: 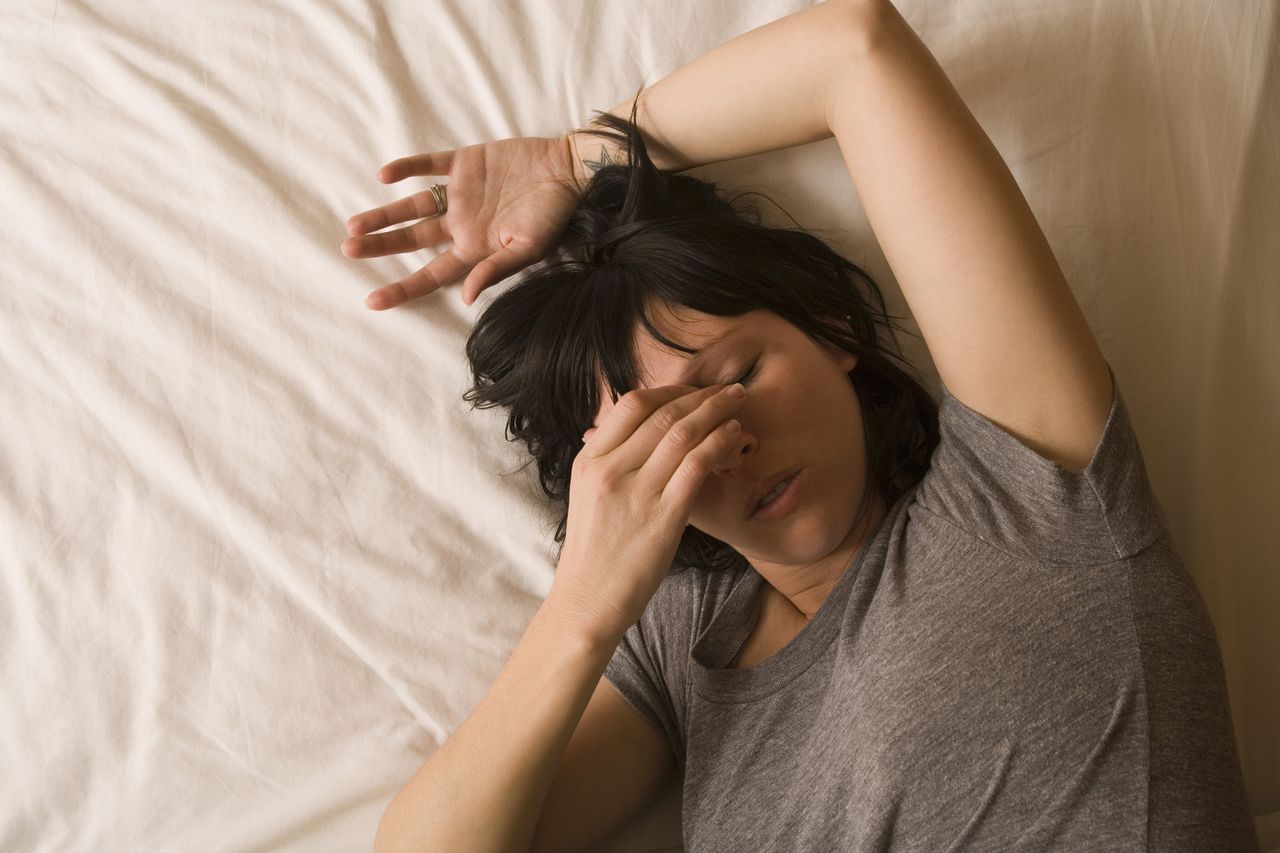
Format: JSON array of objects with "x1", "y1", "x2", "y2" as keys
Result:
[{"x1": 754, "y1": 490, "x2": 887, "y2": 621}]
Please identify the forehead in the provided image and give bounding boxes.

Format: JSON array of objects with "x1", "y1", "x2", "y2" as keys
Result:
[{"x1": 592, "y1": 302, "x2": 773, "y2": 421}]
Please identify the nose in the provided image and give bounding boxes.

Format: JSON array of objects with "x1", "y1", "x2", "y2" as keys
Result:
[{"x1": 712, "y1": 425, "x2": 755, "y2": 475}]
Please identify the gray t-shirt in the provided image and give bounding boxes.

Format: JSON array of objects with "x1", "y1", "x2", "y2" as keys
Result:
[{"x1": 603, "y1": 367, "x2": 1258, "y2": 851}]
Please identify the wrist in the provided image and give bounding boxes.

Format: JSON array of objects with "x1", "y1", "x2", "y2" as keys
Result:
[
  {"x1": 563, "y1": 132, "x2": 589, "y2": 195},
  {"x1": 543, "y1": 576, "x2": 629, "y2": 653},
  {"x1": 565, "y1": 127, "x2": 631, "y2": 192}
]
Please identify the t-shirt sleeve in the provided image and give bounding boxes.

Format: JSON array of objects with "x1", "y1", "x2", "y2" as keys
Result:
[
  {"x1": 602, "y1": 569, "x2": 695, "y2": 770},
  {"x1": 912, "y1": 361, "x2": 1171, "y2": 565}
]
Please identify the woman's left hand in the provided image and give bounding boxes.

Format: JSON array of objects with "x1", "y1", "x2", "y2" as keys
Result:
[{"x1": 342, "y1": 135, "x2": 582, "y2": 310}]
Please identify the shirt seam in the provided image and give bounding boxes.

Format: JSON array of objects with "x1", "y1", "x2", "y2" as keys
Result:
[
  {"x1": 1124, "y1": 558, "x2": 1154, "y2": 851},
  {"x1": 1083, "y1": 467, "x2": 1126, "y2": 560}
]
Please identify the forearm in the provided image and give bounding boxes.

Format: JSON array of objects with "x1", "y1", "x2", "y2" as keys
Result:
[
  {"x1": 568, "y1": 0, "x2": 880, "y2": 181},
  {"x1": 373, "y1": 589, "x2": 619, "y2": 853}
]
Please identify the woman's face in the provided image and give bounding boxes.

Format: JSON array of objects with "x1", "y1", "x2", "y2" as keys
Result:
[{"x1": 592, "y1": 301, "x2": 875, "y2": 570}]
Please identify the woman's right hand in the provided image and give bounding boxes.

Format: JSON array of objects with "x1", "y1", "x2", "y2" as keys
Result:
[
  {"x1": 550, "y1": 382, "x2": 751, "y2": 645},
  {"x1": 342, "y1": 135, "x2": 584, "y2": 311}
]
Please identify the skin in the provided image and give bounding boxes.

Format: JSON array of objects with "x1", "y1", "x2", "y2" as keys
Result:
[{"x1": 593, "y1": 298, "x2": 888, "y2": 624}]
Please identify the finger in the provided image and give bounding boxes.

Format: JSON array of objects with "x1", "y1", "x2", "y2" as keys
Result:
[
  {"x1": 659, "y1": 418, "x2": 747, "y2": 518},
  {"x1": 585, "y1": 384, "x2": 720, "y2": 460},
  {"x1": 583, "y1": 384, "x2": 701, "y2": 450},
  {"x1": 639, "y1": 383, "x2": 747, "y2": 489},
  {"x1": 365, "y1": 249, "x2": 471, "y2": 310},
  {"x1": 342, "y1": 216, "x2": 448, "y2": 259},
  {"x1": 379, "y1": 151, "x2": 455, "y2": 183},
  {"x1": 346, "y1": 190, "x2": 448, "y2": 237},
  {"x1": 460, "y1": 241, "x2": 541, "y2": 306}
]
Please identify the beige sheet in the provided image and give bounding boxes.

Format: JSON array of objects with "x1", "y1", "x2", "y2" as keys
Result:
[{"x1": 1, "y1": 0, "x2": 1275, "y2": 850}]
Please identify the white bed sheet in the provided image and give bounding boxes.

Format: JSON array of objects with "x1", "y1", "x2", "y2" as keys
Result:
[{"x1": 1, "y1": 1, "x2": 1276, "y2": 850}]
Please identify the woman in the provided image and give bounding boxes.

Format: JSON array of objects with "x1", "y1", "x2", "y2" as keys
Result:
[{"x1": 346, "y1": 1, "x2": 1257, "y2": 850}]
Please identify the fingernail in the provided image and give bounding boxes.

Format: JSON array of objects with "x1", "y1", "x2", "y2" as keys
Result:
[
  {"x1": 367, "y1": 293, "x2": 388, "y2": 310},
  {"x1": 725, "y1": 383, "x2": 746, "y2": 399}
]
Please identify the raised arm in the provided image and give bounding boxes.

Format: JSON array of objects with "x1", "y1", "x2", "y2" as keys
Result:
[{"x1": 572, "y1": 0, "x2": 1114, "y2": 474}]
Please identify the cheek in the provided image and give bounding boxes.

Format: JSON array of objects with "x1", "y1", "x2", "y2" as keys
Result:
[{"x1": 689, "y1": 480, "x2": 735, "y2": 524}]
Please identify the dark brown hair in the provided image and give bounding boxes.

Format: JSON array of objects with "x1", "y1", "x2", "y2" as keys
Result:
[{"x1": 462, "y1": 94, "x2": 939, "y2": 576}]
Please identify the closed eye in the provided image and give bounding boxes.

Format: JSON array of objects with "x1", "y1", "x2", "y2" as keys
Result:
[{"x1": 732, "y1": 358, "x2": 759, "y2": 386}]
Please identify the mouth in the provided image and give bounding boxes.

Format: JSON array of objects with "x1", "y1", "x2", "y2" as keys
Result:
[{"x1": 748, "y1": 466, "x2": 804, "y2": 520}]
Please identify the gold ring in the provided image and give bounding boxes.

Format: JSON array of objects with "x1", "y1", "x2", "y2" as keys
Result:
[{"x1": 428, "y1": 183, "x2": 448, "y2": 216}]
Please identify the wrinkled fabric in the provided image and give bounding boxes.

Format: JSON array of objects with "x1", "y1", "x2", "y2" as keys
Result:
[{"x1": 606, "y1": 365, "x2": 1258, "y2": 851}]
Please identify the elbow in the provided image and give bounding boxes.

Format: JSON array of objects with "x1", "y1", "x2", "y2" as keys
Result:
[
  {"x1": 829, "y1": 0, "x2": 895, "y2": 55},
  {"x1": 372, "y1": 800, "x2": 415, "y2": 853},
  {"x1": 371, "y1": 816, "x2": 398, "y2": 853},
  {"x1": 821, "y1": 0, "x2": 893, "y2": 115},
  {"x1": 822, "y1": 0, "x2": 902, "y2": 130}
]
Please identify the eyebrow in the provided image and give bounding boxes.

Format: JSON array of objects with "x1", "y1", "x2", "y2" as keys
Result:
[{"x1": 671, "y1": 329, "x2": 738, "y2": 385}]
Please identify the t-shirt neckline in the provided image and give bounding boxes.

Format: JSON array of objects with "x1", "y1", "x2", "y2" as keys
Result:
[{"x1": 691, "y1": 486, "x2": 915, "y2": 702}]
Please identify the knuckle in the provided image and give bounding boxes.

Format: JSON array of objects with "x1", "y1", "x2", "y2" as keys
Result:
[
  {"x1": 409, "y1": 267, "x2": 438, "y2": 292},
  {"x1": 666, "y1": 422, "x2": 696, "y2": 447},
  {"x1": 681, "y1": 455, "x2": 711, "y2": 480},
  {"x1": 649, "y1": 406, "x2": 682, "y2": 435},
  {"x1": 596, "y1": 465, "x2": 625, "y2": 492},
  {"x1": 616, "y1": 392, "x2": 647, "y2": 417}
]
